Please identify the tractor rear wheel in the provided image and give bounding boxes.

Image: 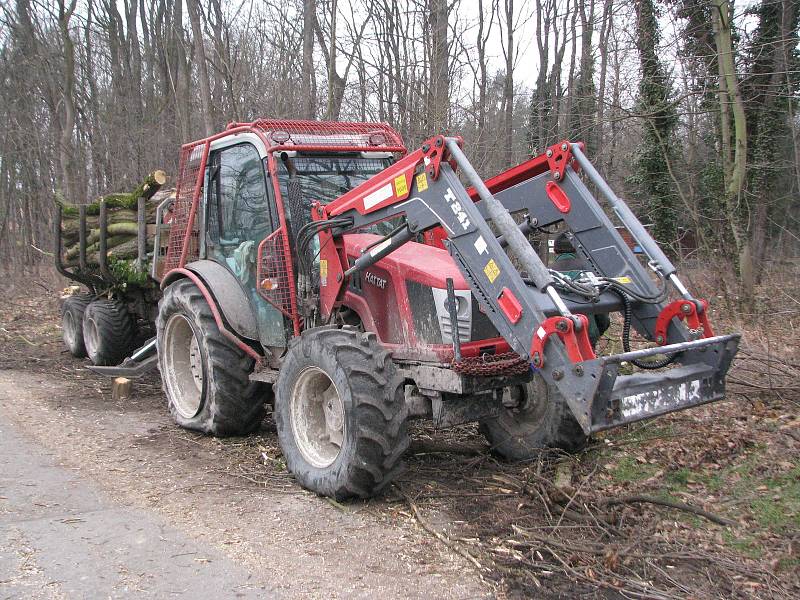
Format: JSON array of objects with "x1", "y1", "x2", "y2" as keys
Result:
[
  {"x1": 274, "y1": 327, "x2": 408, "y2": 500},
  {"x1": 61, "y1": 294, "x2": 92, "y2": 358},
  {"x1": 156, "y1": 279, "x2": 266, "y2": 436},
  {"x1": 82, "y1": 299, "x2": 136, "y2": 366},
  {"x1": 480, "y1": 374, "x2": 587, "y2": 460}
]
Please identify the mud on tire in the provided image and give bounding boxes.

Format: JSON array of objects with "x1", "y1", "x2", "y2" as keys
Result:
[
  {"x1": 61, "y1": 294, "x2": 92, "y2": 358},
  {"x1": 480, "y1": 374, "x2": 587, "y2": 461},
  {"x1": 156, "y1": 279, "x2": 266, "y2": 436},
  {"x1": 82, "y1": 299, "x2": 136, "y2": 366},
  {"x1": 274, "y1": 327, "x2": 409, "y2": 500}
]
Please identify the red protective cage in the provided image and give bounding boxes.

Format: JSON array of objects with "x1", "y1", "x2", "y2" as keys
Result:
[
  {"x1": 256, "y1": 228, "x2": 296, "y2": 319},
  {"x1": 165, "y1": 141, "x2": 207, "y2": 270},
  {"x1": 246, "y1": 119, "x2": 406, "y2": 153},
  {"x1": 164, "y1": 119, "x2": 406, "y2": 339}
]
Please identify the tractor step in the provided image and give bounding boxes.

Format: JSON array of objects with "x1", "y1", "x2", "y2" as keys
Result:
[{"x1": 86, "y1": 337, "x2": 158, "y2": 378}]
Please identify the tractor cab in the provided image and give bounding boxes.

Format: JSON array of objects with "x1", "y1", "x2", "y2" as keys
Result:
[{"x1": 154, "y1": 121, "x2": 408, "y2": 353}]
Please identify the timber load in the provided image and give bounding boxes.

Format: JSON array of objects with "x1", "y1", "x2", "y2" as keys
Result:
[{"x1": 56, "y1": 170, "x2": 174, "y2": 284}]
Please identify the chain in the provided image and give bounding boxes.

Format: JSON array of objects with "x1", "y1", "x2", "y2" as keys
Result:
[{"x1": 452, "y1": 352, "x2": 530, "y2": 377}]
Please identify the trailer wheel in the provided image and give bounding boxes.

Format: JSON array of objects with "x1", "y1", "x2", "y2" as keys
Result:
[
  {"x1": 157, "y1": 279, "x2": 266, "y2": 436},
  {"x1": 274, "y1": 328, "x2": 408, "y2": 500},
  {"x1": 480, "y1": 375, "x2": 587, "y2": 460},
  {"x1": 61, "y1": 294, "x2": 92, "y2": 358},
  {"x1": 82, "y1": 299, "x2": 136, "y2": 366}
]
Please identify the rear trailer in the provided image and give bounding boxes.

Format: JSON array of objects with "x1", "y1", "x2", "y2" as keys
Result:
[{"x1": 55, "y1": 174, "x2": 172, "y2": 368}]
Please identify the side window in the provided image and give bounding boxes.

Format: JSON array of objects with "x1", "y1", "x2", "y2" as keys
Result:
[{"x1": 207, "y1": 143, "x2": 272, "y2": 249}]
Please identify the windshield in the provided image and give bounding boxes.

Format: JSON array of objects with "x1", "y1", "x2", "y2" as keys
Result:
[
  {"x1": 275, "y1": 155, "x2": 401, "y2": 270},
  {"x1": 276, "y1": 155, "x2": 393, "y2": 211}
]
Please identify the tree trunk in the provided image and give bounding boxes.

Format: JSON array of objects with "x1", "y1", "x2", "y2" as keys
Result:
[
  {"x1": 187, "y1": 0, "x2": 214, "y2": 136},
  {"x1": 712, "y1": 0, "x2": 751, "y2": 302},
  {"x1": 428, "y1": 0, "x2": 450, "y2": 132},
  {"x1": 302, "y1": 0, "x2": 316, "y2": 119},
  {"x1": 503, "y1": 0, "x2": 515, "y2": 164}
]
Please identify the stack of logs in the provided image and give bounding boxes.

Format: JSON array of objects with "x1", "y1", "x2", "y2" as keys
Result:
[{"x1": 60, "y1": 171, "x2": 173, "y2": 268}]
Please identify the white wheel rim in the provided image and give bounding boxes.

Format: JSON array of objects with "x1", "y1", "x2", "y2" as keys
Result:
[
  {"x1": 84, "y1": 316, "x2": 100, "y2": 357},
  {"x1": 63, "y1": 311, "x2": 77, "y2": 348},
  {"x1": 290, "y1": 367, "x2": 345, "y2": 468},
  {"x1": 163, "y1": 313, "x2": 204, "y2": 419}
]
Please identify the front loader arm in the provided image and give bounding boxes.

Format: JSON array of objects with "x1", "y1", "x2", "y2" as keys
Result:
[
  {"x1": 315, "y1": 136, "x2": 740, "y2": 434},
  {"x1": 317, "y1": 137, "x2": 588, "y2": 364}
]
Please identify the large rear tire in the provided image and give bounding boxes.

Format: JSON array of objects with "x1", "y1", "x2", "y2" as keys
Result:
[
  {"x1": 480, "y1": 374, "x2": 587, "y2": 461},
  {"x1": 156, "y1": 279, "x2": 266, "y2": 436},
  {"x1": 82, "y1": 299, "x2": 136, "y2": 366},
  {"x1": 61, "y1": 294, "x2": 92, "y2": 358},
  {"x1": 274, "y1": 327, "x2": 408, "y2": 500}
]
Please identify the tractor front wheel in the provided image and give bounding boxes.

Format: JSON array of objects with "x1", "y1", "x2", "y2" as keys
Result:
[
  {"x1": 82, "y1": 299, "x2": 136, "y2": 366},
  {"x1": 480, "y1": 374, "x2": 587, "y2": 460},
  {"x1": 61, "y1": 294, "x2": 92, "y2": 358},
  {"x1": 156, "y1": 279, "x2": 266, "y2": 436},
  {"x1": 274, "y1": 327, "x2": 408, "y2": 500}
]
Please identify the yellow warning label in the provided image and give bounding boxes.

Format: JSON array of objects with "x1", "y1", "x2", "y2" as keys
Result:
[
  {"x1": 613, "y1": 276, "x2": 632, "y2": 284},
  {"x1": 320, "y1": 259, "x2": 328, "y2": 278},
  {"x1": 416, "y1": 172, "x2": 429, "y2": 192},
  {"x1": 394, "y1": 174, "x2": 408, "y2": 197},
  {"x1": 484, "y1": 259, "x2": 500, "y2": 283}
]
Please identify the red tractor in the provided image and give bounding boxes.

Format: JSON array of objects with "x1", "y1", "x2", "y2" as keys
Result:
[{"x1": 58, "y1": 119, "x2": 739, "y2": 500}]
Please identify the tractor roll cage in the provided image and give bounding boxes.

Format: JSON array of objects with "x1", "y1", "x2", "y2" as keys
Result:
[
  {"x1": 314, "y1": 136, "x2": 740, "y2": 434},
  {"x1": 163, "y1": 119, "x2": 408, "y2": 338}
]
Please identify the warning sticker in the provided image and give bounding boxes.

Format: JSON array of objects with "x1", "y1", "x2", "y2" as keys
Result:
[
  {"x1": 484, "y1": 259, "x2": 500, "y2": 283},
  {"x1": 613, "y1": 276, "x2": 632, "y2": 284},
  {"x1": 394, "y1": 174, "x2": 408, "y2": 197},
  {"x1": 415, "y1": 172, "x2": 428, "y2": 192},
  {"x1": 320, "y1": 259, "x2": 328, "y2": 286}
]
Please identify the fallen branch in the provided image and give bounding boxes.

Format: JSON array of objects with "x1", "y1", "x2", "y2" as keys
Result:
[
  {"x1": 408, "y1": 439, "x2": 486, "y2": 456},
  {"x1": 395, "y1": 484, "x2": 485, "y2": 573},
  {"x1": 601, "y1": 495, "x2": 734, "y2": 526}
]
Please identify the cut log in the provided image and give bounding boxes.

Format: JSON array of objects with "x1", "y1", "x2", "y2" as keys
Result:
[
  {"x1": 135, "y1": 170, "x2": 167, "y2": 201},
  {"x1": 112, "y1": 377, "x2": 132, "y2": 401},
  {"x1": 65, "y1": 234, "x2": 134, "y2": 261},
  {"x1": 107, "y1": 237, "x2": 153, "y2": 260},
  {"x1": 57, "y1": 170, "x2": 167, "y2": 216}
]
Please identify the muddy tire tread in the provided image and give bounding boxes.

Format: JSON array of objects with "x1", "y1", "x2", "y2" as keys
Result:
[
  {"x1": 156, "y1": 279, "x2": 266, "y2": 436},
  {"x1": 275, "y1": 328, "x2": 408, "y2": 500},
  {"x1": 83, "y1": 299, "x2": 136, "y2": 366}
]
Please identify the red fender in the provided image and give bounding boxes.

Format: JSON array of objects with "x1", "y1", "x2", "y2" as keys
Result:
[{"x1": 161, "y1": 268, "x2": 263, "y2": 362}]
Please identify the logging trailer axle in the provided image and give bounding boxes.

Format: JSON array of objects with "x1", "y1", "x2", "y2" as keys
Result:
[{"x1": 57, "y1": 120, "x2": 739, "y2": 499}]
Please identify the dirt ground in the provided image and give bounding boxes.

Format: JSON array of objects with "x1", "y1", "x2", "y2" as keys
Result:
[{"x1": 1, "y1": 267, "x2": 798, "y2": 599}]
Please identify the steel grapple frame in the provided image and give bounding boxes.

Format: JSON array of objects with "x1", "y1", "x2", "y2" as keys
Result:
[{"x1": 310, "y1": 135, "x2": 739, "y2": 434}]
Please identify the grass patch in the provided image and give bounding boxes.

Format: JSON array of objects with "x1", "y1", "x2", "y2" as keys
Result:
[
  {"x1": 722, "y1": 531, "x2": 763, "y2": 559},
  {"x1": 610, "y1": 455, "x2": 659, "y2": 483},
  {"x1": 749, "y1": 463, "x2": 800, "y2": 532}
]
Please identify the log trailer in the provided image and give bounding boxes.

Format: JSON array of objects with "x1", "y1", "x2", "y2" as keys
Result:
[{"x1": 57, "y1": 119, "x2": 740, "y2": 499}]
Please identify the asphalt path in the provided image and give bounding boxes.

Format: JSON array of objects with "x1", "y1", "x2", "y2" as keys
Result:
[{"x1": 0, "y1": 418, "x2": 274, "y2": 599}]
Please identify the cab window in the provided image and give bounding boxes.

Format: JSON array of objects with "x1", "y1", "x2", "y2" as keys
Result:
[{"x1": 207, "y1": 143, "x2": 273, "y2": 250}]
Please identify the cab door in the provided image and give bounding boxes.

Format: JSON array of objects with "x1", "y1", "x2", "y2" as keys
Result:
[{"x1": 205, "y1": 142, "x2": 285, "y2": 347}]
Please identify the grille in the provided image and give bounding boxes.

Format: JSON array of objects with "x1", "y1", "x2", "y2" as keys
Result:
[
  {"x1": 256, "y1": 228, "x2": 297, "y2": 320},
  {"x1": 439, "y1": 314, "x2": 470, "y2": 344},
  {"x1": 249, "y1": 119, "x2": 405, "y2": 151},
  {"x1": 165, "y1": 142, "x2": 206, "y2": 270}
]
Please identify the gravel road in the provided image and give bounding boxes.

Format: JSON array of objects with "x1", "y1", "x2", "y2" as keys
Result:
[{"x1": 0, "y1": 370, "x2": 490, "y2": 599}]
